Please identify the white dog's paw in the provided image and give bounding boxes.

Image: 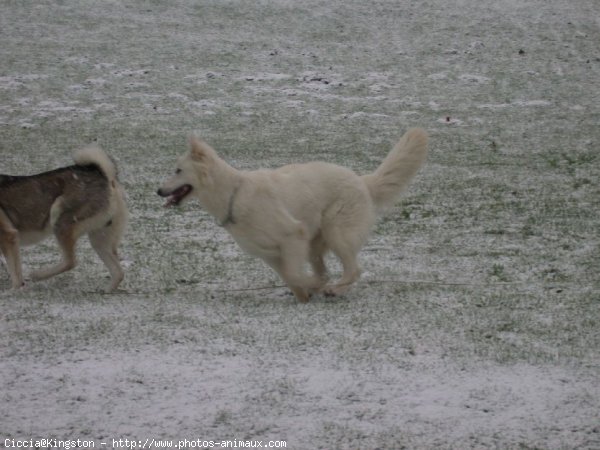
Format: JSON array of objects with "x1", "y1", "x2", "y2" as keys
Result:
[
  {"x1": 323, "y1": 287, "x2": 339, "y2": 297},
  {"x1": 322, "y1": 284, "x2": 351, "y2": 297}
]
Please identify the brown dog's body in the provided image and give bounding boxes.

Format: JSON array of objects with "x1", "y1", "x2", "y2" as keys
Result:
[{"x1": 0, "y1": 147, "x2": 127, "y2": 291}]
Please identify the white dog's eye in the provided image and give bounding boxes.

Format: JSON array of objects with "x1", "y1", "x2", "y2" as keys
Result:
[{"x1": 175, "y1": 168, "x2": 182, "y2": 174}]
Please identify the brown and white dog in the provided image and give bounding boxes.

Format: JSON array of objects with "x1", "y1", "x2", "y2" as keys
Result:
[{"x1": 0, "y1": 147, "x2": 128, "y2": 291}]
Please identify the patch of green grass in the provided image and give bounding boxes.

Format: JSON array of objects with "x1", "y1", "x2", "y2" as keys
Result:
[{"x1": 490, "y1": 264, "x2": 510, "y2": 282}]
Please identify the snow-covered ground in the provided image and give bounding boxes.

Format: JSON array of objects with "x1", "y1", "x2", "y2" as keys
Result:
[{"x1": 1, "y1": 1, "x2": 599, "y2": 448}]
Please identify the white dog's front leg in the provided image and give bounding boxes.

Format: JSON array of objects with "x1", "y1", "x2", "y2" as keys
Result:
[{"x1": 265, "y1": 236, "x2": 323, "y2": 303}]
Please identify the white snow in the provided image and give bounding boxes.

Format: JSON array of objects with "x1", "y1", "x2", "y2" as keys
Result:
[{"x1": 1, "y1": 0, "x2": 599, "y2": 448}]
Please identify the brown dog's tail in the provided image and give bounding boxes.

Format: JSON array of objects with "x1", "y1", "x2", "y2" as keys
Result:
[
  {"x1": 74, "y1": 145, "x2": 118, "y2": 182},
  {"x1": 361, "y1": 128, "x2": 428, "y2": 213}
]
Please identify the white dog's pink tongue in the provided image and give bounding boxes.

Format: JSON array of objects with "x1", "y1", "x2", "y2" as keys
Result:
[{"x1": 164, "y1": 196, "x2": 176, "y2": 207}]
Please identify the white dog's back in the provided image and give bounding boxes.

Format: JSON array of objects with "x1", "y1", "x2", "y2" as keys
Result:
[
  {"x1": 243, "y1": 127, "x2": 428, "y2": 243},
  {"x1": 265, "y1": 162, "x2": 373, "y2": 235}
]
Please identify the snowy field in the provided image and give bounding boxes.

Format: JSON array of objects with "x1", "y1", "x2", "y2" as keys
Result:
[{"x1": 1, "y1": 0, "x2": 599, "y2": 448}]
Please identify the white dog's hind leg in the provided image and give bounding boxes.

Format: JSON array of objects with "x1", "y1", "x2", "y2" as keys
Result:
[
  {"x1": 323, "y1": 255, "x2": 361, "y2": 297},
  {"x1": 309, "y1": 234, "x2": 329, "y2": 291},
  {"x1": 322, "y1": 228, "x2": 364, "y2": 296}
]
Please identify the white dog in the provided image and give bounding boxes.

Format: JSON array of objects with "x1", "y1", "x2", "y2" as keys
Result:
[{"x1": 158, "y1": 128, "x2": 428, "y2": 302}]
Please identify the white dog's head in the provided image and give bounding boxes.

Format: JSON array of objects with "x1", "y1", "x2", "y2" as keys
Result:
[{"x1": 157, "y1": 137, "x2": 217, "y2": 207}]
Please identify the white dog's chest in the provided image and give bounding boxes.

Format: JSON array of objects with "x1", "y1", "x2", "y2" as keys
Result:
[{"x1": 229, "y1": 229, "x2": 280, "y2": 261}]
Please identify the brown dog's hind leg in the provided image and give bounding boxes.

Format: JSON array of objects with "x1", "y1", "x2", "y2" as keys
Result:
[
  {"x1": 89, "y1": 225, "x2": 124, "y2": 292},
  {"x1": 0, "y1": 209, "x2": 24, "y2": 288},
  {"x1": 30, "y1": 209, "x2": 78, "y2": 282}
]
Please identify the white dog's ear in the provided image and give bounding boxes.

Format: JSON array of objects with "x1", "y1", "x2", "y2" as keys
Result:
[{"x1": 189, "y1": 137, "x2": 216, "y2": 164}]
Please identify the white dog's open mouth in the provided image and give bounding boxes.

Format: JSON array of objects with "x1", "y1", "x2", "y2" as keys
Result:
[{"x1": 159, "y1": 184, "x2": 192, "y2": 207}]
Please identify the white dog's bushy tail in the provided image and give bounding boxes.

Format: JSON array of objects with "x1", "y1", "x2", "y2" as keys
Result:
[
  {"x1": 362, "y1": 128, "x2": 428, "y2": 212},
  {"x1": 74, "y1": 145, "x2": 118, "y2": 181}
]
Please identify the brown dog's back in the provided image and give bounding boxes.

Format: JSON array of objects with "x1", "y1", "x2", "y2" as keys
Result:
[{"x1": 0, "y1": 165, "x2": 109, "y2": 234}]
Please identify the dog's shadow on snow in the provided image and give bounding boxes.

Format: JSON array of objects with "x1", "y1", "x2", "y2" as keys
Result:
[{"x1": 267, "y1": 288, "x2": 357, "y2": 306}]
